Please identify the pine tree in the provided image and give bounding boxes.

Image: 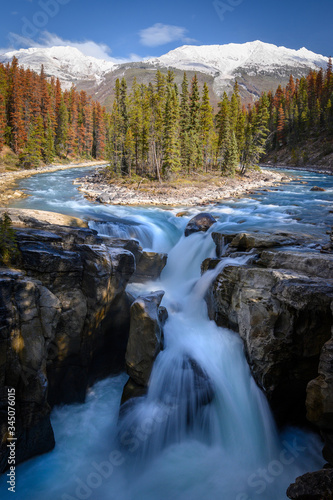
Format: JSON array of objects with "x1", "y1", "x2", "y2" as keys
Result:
[
  {"x1": 162, "y1": 86, "x2": 180, "y2": 178},
  {"x1": 223, "y1": 131, "x2": 239, "y2": 175},
  {"x1": 189, "y1": 75, "x2": 202, "y2": 171},
  {"x1": 93, "y1": 102, "x2": 106, "y2": 159},
  {"x1": 8, "y1": 58, "x2": 26, "y2": 153},
  {"x1": 200, "y1": 82, "x2": 215, "y2": 172},
  {"x1": 240, "y1": 94, "x2": 269, "y2": 174},
  {"x1": 277, "y1": 104, "x2": 286, "y2": 145},
  {"x1": 119, "y1": 78, "x2": 129, "y2": 174},
  {"x1": 19, "y1": 116, "x2": 44, "y2": 168},
  {"x1": 179, "y1": 72, "x2": 191, "y2": 173},
  {"x1": 43, "y1": 113, "x2": 55, "y2": 163},
  {"x1": 129, "y1": 78, "x2": 143, "y2": 175},
  {"x1": 55, "y1": 98, "x2": 69, "y2": 156},
  {"x1": 150, "y1": 71, "x2": 167, "y2": 181},
  {"x1": 216, "y1": 92, "x2": 231, "y2": 172}
]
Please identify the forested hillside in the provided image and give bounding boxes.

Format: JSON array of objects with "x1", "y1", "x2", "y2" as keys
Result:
[
  {"x1": 0, "y1": 57, "x2": 107, "y2": 168},
  {"x1": 0, "y1": 57, "x2": 332, "y2": 177}
]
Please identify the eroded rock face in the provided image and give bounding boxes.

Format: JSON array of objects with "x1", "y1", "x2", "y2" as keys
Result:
[
  {"x1": 306, "y1": 298, "x2": 333, "y2": 466},
  {"x1": 258, "y1": 250, "x2": 333, "y2": 280},
  {"x1": 0, "y1": 270, "x2": 58, "y2": 472},
  {"x1": 0, "y1": 219, "x2": 136, "y2": 472},
  {"x1": 212, "y1": 231, "x2": 317, "y2": 258},
  {"x1": 125, "y1": 291, "x2": 165, "y2": 388},
  {"x1": 206, "y1": 230, "x2": 333, "y2": 494},
  {"x1": 129, "y1": 251, "x2": 168, "y2": 283},
  {"x1": 307, "y1": 338, "x2": 333, "y2": 430},
  {"x1": 205, "y1": 239, "x2": 333, "y2": 424},
  {"x1": 184, "y1": 213, "x2": 216, "y2": 237}
]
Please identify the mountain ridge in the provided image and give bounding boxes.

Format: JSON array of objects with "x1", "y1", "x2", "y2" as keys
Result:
[{"x1": 0, "y1": 40, "x2": 329, "y2": 106}]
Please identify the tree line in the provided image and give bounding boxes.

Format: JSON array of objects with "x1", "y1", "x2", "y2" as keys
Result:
[
  {"x1": 0, "y1": 57, "x2": 332, "y2": 176},
  {"x1": 0, "y1": 57, "x2": 107, "y2": 167},
  {"x1": 263, "y1": 58, "x2": 333, "y2": 162},
  {"x1": 105, "y1": 70, "x2": 270, "y2": 178}
]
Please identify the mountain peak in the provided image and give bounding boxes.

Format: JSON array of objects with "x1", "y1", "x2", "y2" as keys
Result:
[
  {"x1": 0, "y1": 45, "x2": 115, "y2": 88},
  {"x1": 0, "y1": 41, "x2": 328, "y2": 103}
]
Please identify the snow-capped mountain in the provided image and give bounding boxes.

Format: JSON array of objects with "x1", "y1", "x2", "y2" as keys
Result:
[
  {"x1": 147, "y1": 41, "x2": 328, "y2": 77},
  {"x1": 0, "y1": 46, "x2": 116, "y2": 89},
  {"x1": 0, "y1": 41, "x2": 329, "y2": 103},
  {"x1": 146, "y1": 41, "x2": 329, "y2": 100}
]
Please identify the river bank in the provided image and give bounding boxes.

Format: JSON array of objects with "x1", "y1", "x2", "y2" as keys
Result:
[
  {"x1": 261, "y1": 162, "x2": 333, "y2": 176},
  {"x1": 76, "y1": 168, "x2": 291, "y2": 207},
  {"x1": 0, "y1": 160, "x2": 107, "y2": 206}
]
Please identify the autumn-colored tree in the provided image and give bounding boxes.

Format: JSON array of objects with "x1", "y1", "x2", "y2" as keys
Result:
[
  {"x1": 0, "y1": 94, "x2": 6, "y2": 152},
  {"x1": 277, "y1": 104, "x2": 286, "y2": 145}
]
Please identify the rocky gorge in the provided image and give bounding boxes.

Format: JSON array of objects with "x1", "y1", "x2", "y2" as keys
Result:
[
  {"x1": 0, "y1": 165, "x2": 333, "y2": 499},
  {"x1": 0, "y1": 208, "x2": 168, "y2": 473},
  {"x1": 204, "y1": 228, "x2": 333, "y2": 498}
]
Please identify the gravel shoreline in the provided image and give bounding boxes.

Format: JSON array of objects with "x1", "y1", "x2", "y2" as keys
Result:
[
  {"x1": 261, "y1": 163, "x2": 333, "y2": 176},
  {"x1": 0, "y1": 160, "x2": 107, "y2": 206},
  {"x1": 76, "y1": 169, "x2": 290, "y2": 207}
]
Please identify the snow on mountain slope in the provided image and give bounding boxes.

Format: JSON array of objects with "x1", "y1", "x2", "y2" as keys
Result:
[
  {"x1": 0, "y1": 41, "x2": 329, "y2": 102},
  {"x1": 148, "y1": 40, "x2": 328, "y2": 78},
  {"x1": 0, "y1": 46, "x2": 116, "y2": 88}
]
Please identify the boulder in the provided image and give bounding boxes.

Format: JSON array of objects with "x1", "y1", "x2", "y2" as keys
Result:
[
  {"x1": 310, "y1": 186, "x2": 326, "y2": 192},
  {"x1": 321, "y1": 227, "x2": 333, "y2": 253},
  {"x1": 129, "y1": 251, "x2": 168, "y2": 283},
  {"x1": 201, "y1": 258, "x2": 221, "y2": 273},
  {"x1": 121, "y1": 378, "x2": 147, "y2": 405},
  {"x1": 125, "y1": 291, "x2": 165, "y2": 387},
  {"x1": 182, "y1": 356, "x2": 215, "y2": 410},
  {"x1": 287, "y1": 468, "x2": 333, "y2": 499},
  {"x1": 211, "y1": 231, "x2": 316, "y2": 257},
  {"x1": 184, "y1": 213, "x2": 216, "y2": 237}
]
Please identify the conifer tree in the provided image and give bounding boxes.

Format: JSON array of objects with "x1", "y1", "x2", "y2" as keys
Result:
[
  {"x1": 162, "y1": 86, "x2": 180, "y2": 178},
  {"x1": 179, "y1": 72, "x2": 191, "y2": 173},
  {"x1": 150, "y1": 71, "x2": 167, "y2": 181},
  {"x1": 55, "y1": 98, "x2": 69, "y2": 156},
  {"x1": 189, "y1": 74, "x2": 202, "y2": 171},
  {"x1": 277, "y1": 104, "x2": 286, "y2": 145},
  {"x1": 200, "y1": 82, "x2": 215, "y2": 172},
  {"x1": 19, "y1": 116, "x2": 44, "y2": 168},
  {"x1": 8, "y1": 58, "x2": 26, "y2": 153}
]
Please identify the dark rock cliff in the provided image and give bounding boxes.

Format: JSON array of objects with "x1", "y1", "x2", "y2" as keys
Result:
[{"x1": 0, "y1": 216, "x2": 137, "y2": 472}]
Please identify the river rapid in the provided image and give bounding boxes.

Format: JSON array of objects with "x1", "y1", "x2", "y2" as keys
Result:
[{"x1": 1, "y1": 166, "x2": 333, "y2": 500}]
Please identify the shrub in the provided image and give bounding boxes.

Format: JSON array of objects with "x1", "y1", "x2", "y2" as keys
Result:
[{"x1": 0, "y1": 212, "x2": 20, "y2": 266}]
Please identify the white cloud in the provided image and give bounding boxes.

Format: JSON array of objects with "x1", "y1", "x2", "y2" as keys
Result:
[
  {"x1": 139, "y1": 23, "x2": 197, "y2": 47},
  {"x1": 1, "y1": 31, "x2": 141, "y2": 63}
]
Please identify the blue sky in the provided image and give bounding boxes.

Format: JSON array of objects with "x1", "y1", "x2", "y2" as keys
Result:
[{"x1": 0, "y1": 0, "x2": 332, "y2": 59}]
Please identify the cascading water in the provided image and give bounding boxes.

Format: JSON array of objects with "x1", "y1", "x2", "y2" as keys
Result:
[{"x1": 2, "y1": 166, "x2": 331, "y2": 499}]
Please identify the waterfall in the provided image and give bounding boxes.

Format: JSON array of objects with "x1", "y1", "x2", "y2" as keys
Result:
[{"x1": 3, "y1": 166, "x2": 328, "y2": 500}]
